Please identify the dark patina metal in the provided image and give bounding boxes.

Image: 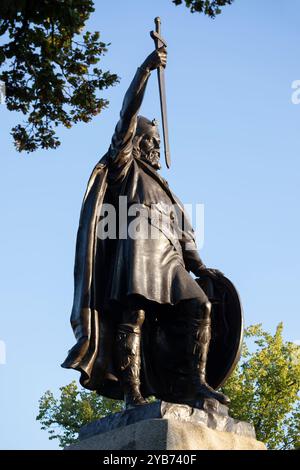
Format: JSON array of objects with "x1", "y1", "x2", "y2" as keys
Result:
[
  {"x1": 150, "y1": 17, "x2": 171, "y2": 168},
  {"x1": 62, "y1": 20, "x2": 243, "y2": 410}
]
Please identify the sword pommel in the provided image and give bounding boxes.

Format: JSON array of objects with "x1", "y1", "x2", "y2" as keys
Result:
[{"x1": 155, "y1": 17, "x2": 161, "y2": 34}]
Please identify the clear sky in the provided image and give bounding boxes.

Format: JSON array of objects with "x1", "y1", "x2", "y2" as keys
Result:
[{"x1": 1, "y1": 0, "x2": 300, "y2": 449}]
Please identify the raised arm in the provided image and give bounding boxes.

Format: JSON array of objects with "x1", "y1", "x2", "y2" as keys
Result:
[{"x1": 109, "y1": 47, "x2": 167, "y2": 164}]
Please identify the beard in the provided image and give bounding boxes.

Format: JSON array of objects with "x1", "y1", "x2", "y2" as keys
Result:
[{"x1": 140, "y1": 148, "x2": 161, "y2": 170}]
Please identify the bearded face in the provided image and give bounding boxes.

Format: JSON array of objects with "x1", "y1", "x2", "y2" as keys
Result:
[{"x1": 139, "y1": 132, "x2": 161, "y2": 170}]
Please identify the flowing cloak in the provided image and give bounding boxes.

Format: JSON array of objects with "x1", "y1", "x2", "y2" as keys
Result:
[{"x1": 62, "y1": 66, "x2": 207, "y2": 401}]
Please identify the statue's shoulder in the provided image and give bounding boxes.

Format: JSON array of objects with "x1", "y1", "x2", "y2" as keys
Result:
[
  {"x1": 95, "y1": 152, "x2": 110, "y2": 170},
  {"x1": 83, "y1": 154, "x2": 109, "y2": 201},
  {"x1": 88, "y1": 153, "x2": 110, "y2": 178}
]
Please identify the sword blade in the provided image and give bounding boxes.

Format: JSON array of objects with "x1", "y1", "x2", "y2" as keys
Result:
[{"x1": 157, "y1": 65, "x2": 171, "y2": 168}]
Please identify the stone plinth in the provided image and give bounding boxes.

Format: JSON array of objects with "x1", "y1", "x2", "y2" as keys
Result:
[{"x1": 67, "y1": 400, "x2": 267, "y2": 451}]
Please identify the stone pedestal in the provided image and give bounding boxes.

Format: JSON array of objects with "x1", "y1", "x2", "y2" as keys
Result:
[{"x1": 67, "y1": 400, "x2": 266, "y2": 451}]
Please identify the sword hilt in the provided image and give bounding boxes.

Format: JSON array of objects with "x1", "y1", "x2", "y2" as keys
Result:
[
  {"x1": 155, "y1": 16, "x2": 161, "y2": 34},
  {"x1": 150, "y1": 17, "x2": 167, "y2": 49}
]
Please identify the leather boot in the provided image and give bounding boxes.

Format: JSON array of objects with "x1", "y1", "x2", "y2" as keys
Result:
[
  {"x1": 116, "y1": 311, "x2": 147, "y2": 409},
  {"x1": 188, "y1": 301, "x2": 230, "y2": 406}
]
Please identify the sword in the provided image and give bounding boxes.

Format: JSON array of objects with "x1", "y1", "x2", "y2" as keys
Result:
[{"x1": 150, "y1": 17, "x2": 171, "y2": 169}]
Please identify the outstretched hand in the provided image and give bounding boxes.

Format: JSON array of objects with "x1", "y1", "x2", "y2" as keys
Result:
[{"x1": 142, "y1": 46, "x2": 167, "y2": 72}]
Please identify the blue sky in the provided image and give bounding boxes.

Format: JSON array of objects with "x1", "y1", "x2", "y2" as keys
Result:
[{"x1": 1, "y1": 0, "x2": 300, "y2": 449}]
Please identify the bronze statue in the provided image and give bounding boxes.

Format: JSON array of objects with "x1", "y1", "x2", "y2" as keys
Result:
[{"x1": 62, "y1": 20, "x2": 243, "y2": 410}]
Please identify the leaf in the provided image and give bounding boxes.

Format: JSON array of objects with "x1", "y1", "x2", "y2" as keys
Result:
[
  {"x1": 0, "y1": 0, "x2": 119, "y2": 153},
  {"x1": 37, "y1": 324, "x2": 300, "y2": 449}
]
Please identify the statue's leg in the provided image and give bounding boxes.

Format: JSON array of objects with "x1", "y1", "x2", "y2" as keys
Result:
[
  {"x1": 187, "y1": 298, "x2": 230, "y2": 405},
  {"x1": 116, "y1": 307, "x2": 147, "y2": 409}
]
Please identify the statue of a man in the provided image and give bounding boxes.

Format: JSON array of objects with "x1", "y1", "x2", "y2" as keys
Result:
[{"x1": 62, "y1": 47, "x2": 230, "y2": 409}]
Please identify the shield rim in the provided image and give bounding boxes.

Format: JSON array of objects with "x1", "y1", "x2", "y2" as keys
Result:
[{"x1": 197, "y1": 274, "x2": 244, "y2": 389}]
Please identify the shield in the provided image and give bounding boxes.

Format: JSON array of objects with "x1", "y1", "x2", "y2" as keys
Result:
[{"x1": 196, "y1": 274, "x2": 244, "y2": 389}]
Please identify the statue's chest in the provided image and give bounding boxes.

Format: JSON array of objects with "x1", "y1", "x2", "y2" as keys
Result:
[{"x1": 125, "y1": 166, "x2": 172, "y2": 208}]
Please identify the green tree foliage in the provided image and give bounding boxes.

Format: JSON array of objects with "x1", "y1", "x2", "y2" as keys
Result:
[
  {"x1": 0, "y1": 1, "x2": 233, "y2": 153},
  {"x1": 37, "y1": 323, "x2": 300, "y2": 449},
  {"x1": 172, "y1": 0, "x2": 234, "y2": 17},
  {"x1": 222, "y1": 323, "x2": 300, "y2": 449},
  {"x1": 0, "y1": 0, "x2": 118, "y2": 152},
  {"x1": 36, "y1": 381, "x2": 123, "y2": 448}
]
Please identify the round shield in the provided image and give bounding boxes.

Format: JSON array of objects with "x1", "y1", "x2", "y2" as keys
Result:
[{"x1": 196, "y1": 274, "x2": 244, "y2": 389}]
